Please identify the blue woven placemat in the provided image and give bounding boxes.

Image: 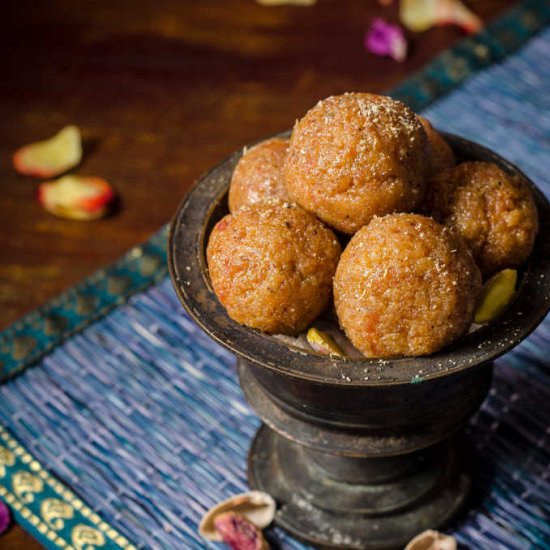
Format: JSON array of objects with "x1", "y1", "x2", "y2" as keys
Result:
[{"x1": 1, "y1": 3, "x2": 550, "y2": 549}]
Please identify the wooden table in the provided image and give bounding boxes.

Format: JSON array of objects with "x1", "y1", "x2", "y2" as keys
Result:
[{"x1": 0, "y1": 1, "x2": 518, "y2": 547}]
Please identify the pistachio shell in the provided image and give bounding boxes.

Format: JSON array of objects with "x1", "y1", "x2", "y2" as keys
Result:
[
  {"x1": 199, "y1": 491, "x2": 275, "y2": 542},
  {"x1": 214, "y1": 512, "x2": 270, "y2": 550},
  {"x1": 405, "y1": 529, "x2": 457, "y2": 550},
  {"x1": 307, "y1": 327, "x2": 345, "y2": 357},
  {"x1": 13, "y1": 126, "x2": 82, "y2": 178},
  {"x1": 474, "y1": 268, "x2": 517, "y2": 324}
]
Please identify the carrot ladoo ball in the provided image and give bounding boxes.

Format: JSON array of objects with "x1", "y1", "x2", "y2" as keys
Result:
[
  {"x1": 334, "y1": 214, "x2": 481, "y2": 358},
  {"x1": 228, "y1": 138, "x2": 290, "y2": 213},
  {"x1": 284, "y1": 93, "x2": 430, "y2": 234},
  {"x1": 424, "y1": 162, "x2": 538, "y2": 276},
  {"x1": 207, "y1": 203, "x2": 341, "y2": 335},
  {"x1": 418, "y1": 116, "x2": 455, "y2": 176}
]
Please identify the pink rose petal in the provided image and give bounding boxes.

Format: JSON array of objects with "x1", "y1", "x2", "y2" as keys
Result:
[
  {"x1": 13, "y1": 125, "x2": 82, "y2": 178},
  {"x1": 0, "y1": 500, "x2": 11, "y2": 535},
  {"x1": 255, "y1": 0, "x2": 316, "y2": 6},
  {"x1": 38, "y1": 175, "x2": 115, "y2": 221},
  {"x1": 437, "y1": 0, "x2": 482, "y2": 33},
  {"x1": 400, "y1": 0, "x2": 482, "y2": 34},
  {"x1": 365, "y1": 18, "x2": 408, "y2": 62}
]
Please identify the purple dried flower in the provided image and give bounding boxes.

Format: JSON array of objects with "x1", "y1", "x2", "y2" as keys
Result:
[
  {"x1": 364, "y1": 18, "x2": 408, "y2": 62},
  {"x1": 0, "y1": 499, "x2": 11, "y2": 535}
]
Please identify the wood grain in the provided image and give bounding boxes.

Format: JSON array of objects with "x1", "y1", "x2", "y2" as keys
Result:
[{"x1": 0, "y1": 1, "x2": 518, "y2": 548}]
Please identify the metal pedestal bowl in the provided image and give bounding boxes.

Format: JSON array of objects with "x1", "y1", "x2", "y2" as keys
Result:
[{"x1": 168, "y1": 134, "x2": 550, "y2": 549}]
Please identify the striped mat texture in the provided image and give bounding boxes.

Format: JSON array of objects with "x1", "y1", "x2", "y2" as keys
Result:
[{"x1": 2, "y1": 17, "x2": 550, "y2": 550}]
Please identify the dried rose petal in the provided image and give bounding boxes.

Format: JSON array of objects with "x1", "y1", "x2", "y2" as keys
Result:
[
  {"x1": 436, "y1": 0, "x2": 482, "y2": 33},
  {"x1": 0, "y1": 499, "x2": 10, "y2": 535},
  {"x1": 255, "y1": 0, "x2": 316, "y2": 6},
  {"x1": 400, "y1": 0, "x2": 482, "y2": 34},
  {"x1": 365, "y1": 19, "x2": 408, "y2": 62},
  {"x1": 38, "y1": 175, "x2": 115, "y2": 220},
  {"x1": 13, "y1": 125, "x2": 82, "y2": 178},
  {"x1": 199, "y1": 491, "x2": 275, "y2": 542},
  {"x1": 214, "y1": 512, "x2": 269, "y2": 550},
  {"x1": 405, "y1": 529, "x2": 457, "y2": 550}
]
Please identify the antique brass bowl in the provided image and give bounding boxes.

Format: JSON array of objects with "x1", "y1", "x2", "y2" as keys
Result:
[{"x1": 168, "y1": 134, "x2": 550, "y2": 549}]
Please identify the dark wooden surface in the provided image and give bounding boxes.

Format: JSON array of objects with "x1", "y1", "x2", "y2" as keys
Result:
[{"x1": 0, "y1": 1, "x2": 517, "y2": 548}]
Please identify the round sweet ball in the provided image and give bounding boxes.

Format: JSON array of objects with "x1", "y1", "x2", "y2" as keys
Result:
[
  {"x1": 207, "y1": 203, "x2": 342, "y2": 335},
  {"x1": 418, "y1": 116, "x2": 455, "y2": 176},
  {"x1": 228, "y1": 138, "x2": 290, "y2": 213},
  {"x1": 334, "y1": 214, "x2": 481, "y2": 358},
  {"x1": 424, "y1": 162, "x2": 538, "y2": 276},
  {"x1": 284, "y1": 93, "x2": 430, "y2": 234}
]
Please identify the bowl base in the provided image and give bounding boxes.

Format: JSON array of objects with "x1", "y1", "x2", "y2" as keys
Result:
[{"x1": 248, "y1": 425, "x2": 471, "y2": 549}]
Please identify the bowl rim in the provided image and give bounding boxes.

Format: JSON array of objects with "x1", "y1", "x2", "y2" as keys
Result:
[{"x1": 168, "y1": 132, "x2": 550, "y2": 387}]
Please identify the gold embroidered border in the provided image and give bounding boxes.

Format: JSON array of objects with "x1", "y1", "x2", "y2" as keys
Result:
[
  {"x1": 0, "y1": 485, "x2": 73, "y2": 549},
  {"x1": 0, "y1": 426, "x2": 137, "y2": 550}
]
